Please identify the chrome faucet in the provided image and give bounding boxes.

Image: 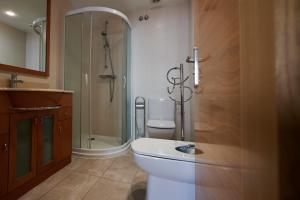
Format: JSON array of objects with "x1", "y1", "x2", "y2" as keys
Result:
[{"x1": 10, "y1": 74, "x2": 24, "y2": 88}]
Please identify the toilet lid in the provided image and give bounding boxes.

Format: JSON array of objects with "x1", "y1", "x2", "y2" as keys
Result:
[
  {"x1": 131, "y1": 138, "x2": 196, "y2": 163},
  {"x1": 132, "y1": 138, "x2": 242, "y2": 168},
  {"x1": 147, "y1": 120, "x2": 175, "y2": 129}
]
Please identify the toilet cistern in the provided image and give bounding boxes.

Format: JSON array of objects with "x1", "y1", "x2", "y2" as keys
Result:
[{"x1": 147, "y1": 99, "x2": 175, "y2": 139}]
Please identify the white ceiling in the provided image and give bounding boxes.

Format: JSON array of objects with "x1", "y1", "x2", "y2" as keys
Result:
[
  {"x1": 69, "y1": 0, "x2": 188, "y2": 14},
  {"x1": 0, "y1": 0, "x2": 47, "y2": 32}
]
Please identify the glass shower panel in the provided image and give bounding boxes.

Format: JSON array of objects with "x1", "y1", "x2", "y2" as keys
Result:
[
  {"x1": 126, "y1": 24, "x2": 132, "y2": 142},
  {"x1": 122, "y1": 20, "x2": 129, "y2": 144},
  {"x1": 65, "y1": 8, "x2": 131, "y2": 152},
  {"x1": 64, "y1": 14, "x2": 83, "y2": 149},
  {"x1": 90, "y1": 12, "x2": 125, "y2": 148},
  {"x1": 80, "y1": 12, "x2": 92, "y2": 149}
]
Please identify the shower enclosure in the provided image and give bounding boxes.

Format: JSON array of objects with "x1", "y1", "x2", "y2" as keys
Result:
[{"x1": 64, "y1": 7, "x2": 132, "y2": 156}]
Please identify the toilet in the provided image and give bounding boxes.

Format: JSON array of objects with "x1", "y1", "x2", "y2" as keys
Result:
[
  {"x1": 132, "y1": 138, "x2": 196, "y2": 200},
  {"x1": 131, "y1": 138, "x2": 242, "y2": 200},
  {"x1": 147, "y1": 99, "x2": 175, "y2": 139}
]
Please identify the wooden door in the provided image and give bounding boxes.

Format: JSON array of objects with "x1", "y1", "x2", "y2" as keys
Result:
[
  {"x1": 0, "y1": 134, "x2": 9, "y2": 197},
  {"x1": 192, "y1": 0, "x2": 240, "y2": 146},
  {"x1": 8, "y1": 112, "x2": 37, "y2": 191},
  {"x1": 239, "y1": 0, "x2": 300, "y2": 199},
  {"x1": 192, "y1": 0, "x2": 242, "y2": 199},
  {"x1": 37, "y1": 110, "x2": 58, "y2": 173}
]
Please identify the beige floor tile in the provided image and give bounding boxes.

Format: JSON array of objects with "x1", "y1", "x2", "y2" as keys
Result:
[
  {"x1": 40, "y1": 172, "x2": 98, "y2": 200},
  {"x1": 123, "y1": 150, "x2": 134, "y2": 158},
  {"x1": 65, "y1": 157, "x2": 88, "y2": 171},
  {"x1": 103, "y1": 167, "x2": 138, "y2": 184},
  {"x1": 111, "y1": 155, "x2": 137, "y2": 168},
  {"x1": 20, "y1": 154, "x2": 146, "y2": 200},
  {"x1": 75, "y1": 158, "x2": 114, "y2": 177},
  {"x1": 83, "y1": 178, "x2": 131, "y2": 200},
  {"x1": 128, "y1": 170, "x2": 148, "y2": 200},
  {"x1": 132, "y1": 170, "x2": 148, "y2": 186},
  {"x1": 103, "y1": 156, "x2": 139, "y2": 183},
  {"x1": 19, "y1": 167, "x2": 73, "y2": 200}
]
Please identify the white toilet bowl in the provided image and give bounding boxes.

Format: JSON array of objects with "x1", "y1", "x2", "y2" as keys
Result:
[
  {"x1": 131, "y1": 138, "x2": 197, "y2": 200},
  {"x1": 131, "y1": 138, "x2": 242, "y2": 200}
]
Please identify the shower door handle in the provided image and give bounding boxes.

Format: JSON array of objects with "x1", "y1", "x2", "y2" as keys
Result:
[
  {"x1": 85, "y1": 73, "x2": 89, "y2": 87},
  {"x1": 123, "y1": 76, "x2": 127, "y2": 89}
]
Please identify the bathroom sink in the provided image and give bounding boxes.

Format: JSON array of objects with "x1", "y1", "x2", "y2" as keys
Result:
[
  {"x1": 0, "y1": 89, "x2": 73, "y2": 108},
  {"x1": 175, "y1": 144, "x2": 203, "y2": 155}
]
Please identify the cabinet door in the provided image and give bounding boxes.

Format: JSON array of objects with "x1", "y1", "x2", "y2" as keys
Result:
[
  {"x1": 0, "y1": 134, "x2": 9, "y2": 197},
  {"x1": 8, "y1": 112, "x2": 37, "y2": 191},
  {"x1": 37, "y1": 110, "x2": 58, "y2": 173},
  {"x1": 58, "y1": 119, "x2": 72, "y2": 160}
]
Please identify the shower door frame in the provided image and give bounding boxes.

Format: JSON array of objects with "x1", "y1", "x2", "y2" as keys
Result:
[{"x1": 64, "y1": 7, "x2": 133, "y2": 154}]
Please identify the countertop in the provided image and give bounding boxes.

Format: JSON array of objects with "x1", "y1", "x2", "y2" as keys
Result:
[{"x1": 0, "y1": 88, "x2": 74, "y2": 93}]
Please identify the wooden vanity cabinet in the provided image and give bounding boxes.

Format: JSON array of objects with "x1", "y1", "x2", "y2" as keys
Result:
[
  {"x1": 8, "y1": 112, "x2": 38, "y2": 191},
  {"x1": 57, "y1": 119, "x2": 72, "y2": 161},
  {"x1": 37, "y1": 110, "x2": 58, "y2": 174},
  {"x1": 0, "y1": 93, "x2": 11, "y2": 197},
  {"x1": 0, "y1": 134, "x2": 9, "y2": 197},
  {"x1": 0, "y1": 91, "x2": 73, "y2": 200}
]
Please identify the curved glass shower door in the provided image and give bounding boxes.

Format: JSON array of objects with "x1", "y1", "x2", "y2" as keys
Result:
[{"x1": 64, "y1": 8, "x2": 131, "y2": 152}]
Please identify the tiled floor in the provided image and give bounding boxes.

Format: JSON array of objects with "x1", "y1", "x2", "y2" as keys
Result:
[{"x1": 19, "y1": 152, "x2": 148, "y2": 200}]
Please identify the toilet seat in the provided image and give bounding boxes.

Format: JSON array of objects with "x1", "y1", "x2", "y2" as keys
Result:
[
  {"x1": 131, "y1": 138, "x2": 196, "y2": 163},
  {"x1": 147, "y1": 120, "x2": 175, "y2": 129}
]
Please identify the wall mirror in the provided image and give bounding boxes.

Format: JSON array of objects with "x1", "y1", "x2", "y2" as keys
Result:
[{"x1": 0, "y1": 0, "x2": 50, "y2": 77}]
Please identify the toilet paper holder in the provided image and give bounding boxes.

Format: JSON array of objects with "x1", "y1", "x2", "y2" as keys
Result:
[{"x1": 135, "y1": 96, "x2": 146, "y2": 139}]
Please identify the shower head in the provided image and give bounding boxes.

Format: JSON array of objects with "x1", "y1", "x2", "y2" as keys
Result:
[{"x1": 101, "y1": 31, "x2": 107, "y2": 36}]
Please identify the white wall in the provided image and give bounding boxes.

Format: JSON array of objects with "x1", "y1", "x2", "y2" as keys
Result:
[
  {"x1": 128, "y1": 1, "x2": 193, "y2": 140},
  {"x1": 0, "y1": 20, "x2": 26, "y2": 67}
]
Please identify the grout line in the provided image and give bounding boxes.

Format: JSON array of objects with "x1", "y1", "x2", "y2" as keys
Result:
[
  {"x1": 80, "y1": 175, "x2": 102, "y2": 200},
  {"x1": 81, "y1": 157, "x2": 120, "y2": 200},
  {"x1": 37, "y1": 168, "x2": 74, "y2": 200},
  {"x1": 34, "y1": 154, "x2": 133, "y2": 200}
]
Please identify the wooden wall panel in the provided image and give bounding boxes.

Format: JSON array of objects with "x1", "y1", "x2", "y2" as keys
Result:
[
  {"x1": 193, "y1": 0, "x2": 240, "y2": 147},
  {"x1": 239, "y1": 0, "x2": 279, "y2": 199},
  {"x1": 275, "y1": 0, "x2": 300, "y2": 198}
]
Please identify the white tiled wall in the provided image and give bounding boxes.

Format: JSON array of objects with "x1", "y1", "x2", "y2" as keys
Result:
[{"x1": 128, "y1": 1, "x2": 193, "y2": 140}]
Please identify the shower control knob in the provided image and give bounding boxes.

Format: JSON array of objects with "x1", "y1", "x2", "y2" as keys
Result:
[
  {"x1": 144, "y1": 15, "x2": 149, "y2": 20},
  {"x1": 139, "y1": 16, "x2": 144, "y2": 21}
]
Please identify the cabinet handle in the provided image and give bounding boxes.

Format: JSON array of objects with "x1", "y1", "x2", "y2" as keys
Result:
[
  {"x1": 12, "y1": 105, "x2": 62, "y2": 112},
  {"x1": 2, "y1": 144, "x2": 8, "y2": 152}
]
